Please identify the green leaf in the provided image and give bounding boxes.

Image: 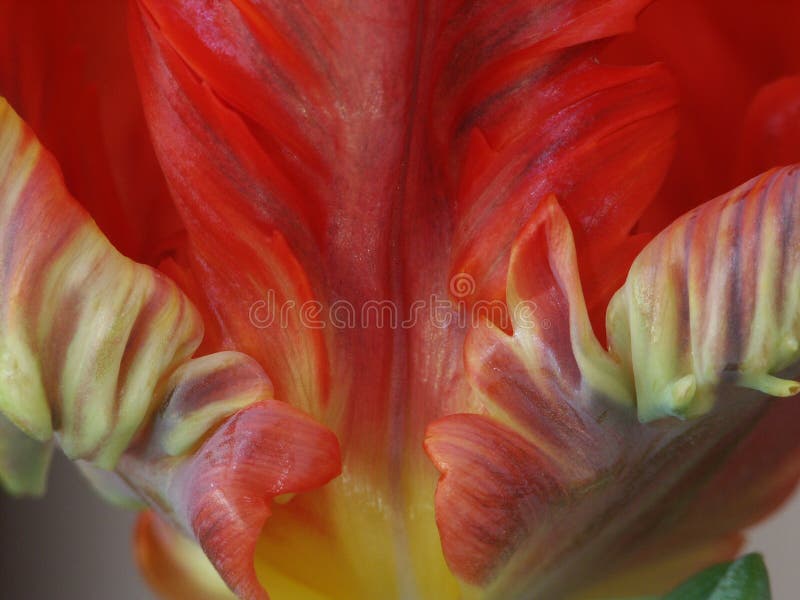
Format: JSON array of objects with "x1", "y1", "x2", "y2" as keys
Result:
[{"x1": 663, "y1": 554, "x2": 771, "y2": 600}]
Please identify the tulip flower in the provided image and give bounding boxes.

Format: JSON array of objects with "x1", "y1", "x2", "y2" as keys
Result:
[{"x1": 1, "y1": 0, "x2": 799, "y2": 599}]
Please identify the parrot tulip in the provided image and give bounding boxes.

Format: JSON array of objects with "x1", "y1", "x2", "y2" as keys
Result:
[{"x1": 0, "y1": 1, "x2": 799, "y2": 599}]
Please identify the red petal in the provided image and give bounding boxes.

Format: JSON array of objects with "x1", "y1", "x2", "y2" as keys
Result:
[
  {"x1": 129, "y1": 0, "x2": 675, "y2": 455},
  {"x1": 129, "y1": 1, "x2": 678, "y2": 592},
  {"x1": 604, "y1": 0, "x2": 800, "y2": 232},
  {"x1": 736, "y1": 76, "x2": 800, "y2": 181},
  {"x1": 130, "y1": 2, "x2": 331, "y2": 416},
  {"x1": 448, "y1": 58, "x2": 676, "y2": 315},
  {"x1": 0, "y1": 1, "x2": 178, "y2": 262}
]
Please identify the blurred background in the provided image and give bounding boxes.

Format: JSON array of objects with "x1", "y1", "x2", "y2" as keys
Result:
[
  {"x1": 1, "y1": 455, "x2": 798, "y2": 599},
  {"x1": 0, "y1": 455, "x2": 155, "y2": 599}
]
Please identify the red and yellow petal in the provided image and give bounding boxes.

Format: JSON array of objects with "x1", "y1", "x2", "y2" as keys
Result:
[
  {"x1": 136, "y1": 510, "x2": 337, "y2": 600},
  {"x1": 123, "y1": 396, "x2": 340, "y2": 600},
  {"x1": 608, "y1": 167, "x2": 800, "y2": 421},
  {"x1": 1, "y1": 0, "x2": 793, "y2": 597},
  {"x1": 427, "y1": 166, "x2": 800, "y2": 598},
  {"x1": 426, "y1": 198, "x2": 629, "y2": 594},
  {"x1": 0, "y1": 98, "x2": 341, "y2": 599},
  {"x1": 0, "y1": 98, "x2": 198, "y2": 461}
]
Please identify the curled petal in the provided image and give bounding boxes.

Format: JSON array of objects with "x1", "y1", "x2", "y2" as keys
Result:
[
  {"x1": 608, "y1": 166, "x2": 800, "y2": 421},
  {"x1": 0, "y1": 99, "x2": 341, "y2": 599},
  {"x1": 0, "y1": 97, "x2": 200, "y2": 465},
  {"x1": 122, "y1": 394, "x2": 341, "y2": 600}
]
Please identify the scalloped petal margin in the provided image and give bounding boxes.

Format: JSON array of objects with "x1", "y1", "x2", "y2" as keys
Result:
[
  {"x1": 425, "y1": 197, "x2": 623, "y2": 587},
  {"x1": 0, "y1": 98, "x2": 341, "y2": 600}
]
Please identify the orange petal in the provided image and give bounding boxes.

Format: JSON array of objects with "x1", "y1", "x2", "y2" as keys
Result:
[
  {"x1": 425, "y1": 413, "x2": 572, "y2": 585},
  {"x1": 135, "y1": 511, "x2": 236, "y2": 600}
]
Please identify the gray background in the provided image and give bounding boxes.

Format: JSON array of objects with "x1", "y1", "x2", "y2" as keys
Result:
[
  {"x1": 0, "y1": 456, "x2": 797, "y2": 599},
  {"x1": 0, "y1": 454, "x2": 155, "y2": 600}
]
